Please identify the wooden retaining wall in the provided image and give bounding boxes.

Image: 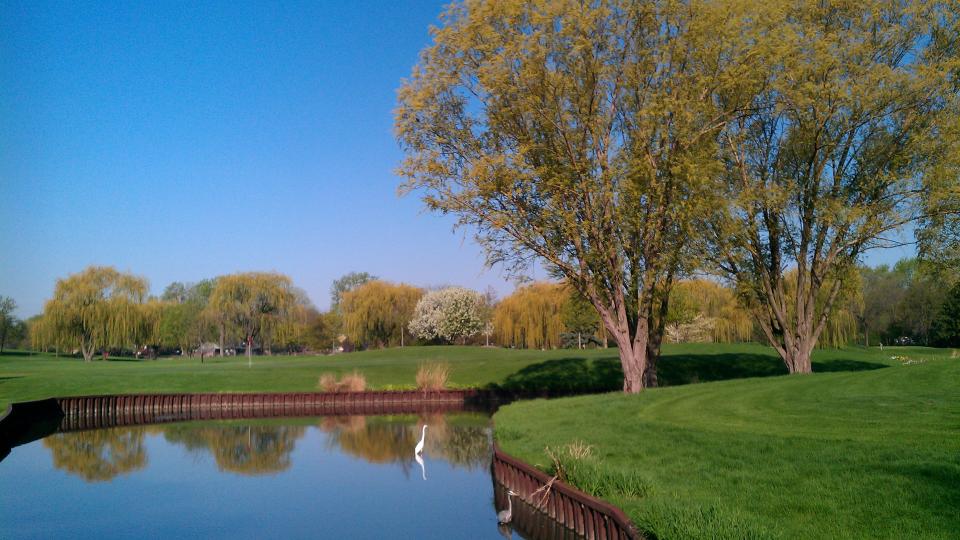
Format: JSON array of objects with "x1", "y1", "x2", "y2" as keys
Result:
[
  {"x1": 54, "y1": 390, "x2": 488, "y2": 431},
  {"x1": 493, "y1": 444, "x2": 640, "y2": 540}
]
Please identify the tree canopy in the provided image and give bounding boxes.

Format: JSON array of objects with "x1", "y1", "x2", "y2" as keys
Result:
[
  {"x1": 397, "y1": 0, "x2": 760, "y2": 391},
  {"x1": 206, "y1": 272, "x2": 297, "y2": 363},
  {"x1": 37, "y1": 266, "x2": 149, "y2": 361},
  {"x1": 0, "y1": 296, "x2": 18, "y2": 354},
  {"x1": 330, "y1": 271, "x2": 377, "y2": 311},
  {"x1": 341, "y1": 280, "x2": 423, "y2": 348},
  {"x1": 493, "y1": 282, "x2": 569, "y2": 349},
  {"x1": 708, "y1": 1, "x2": 960, "y2": 373},
  {"x1": 409, "y1": 287, "x2": 486, "y2": 344}
]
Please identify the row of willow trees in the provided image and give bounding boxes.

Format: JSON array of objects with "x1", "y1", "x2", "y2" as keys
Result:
[{"x1": 30, "y1": 266, "x2": 308, "y2": 362}]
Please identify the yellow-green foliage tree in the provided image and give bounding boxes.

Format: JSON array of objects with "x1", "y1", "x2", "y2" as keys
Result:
[
  {"x1": 709, "y1": 1, "x2": 960, "y2": 373},
  {"x1": 207, "y1": 272, "x2": 297, "y2": 363},
  {"x1": 667, "y1": 280, "x2": 754, "y2": 344},
  {"x1": 562, "y1": 289, "x2": 602, "y2": 349},
  {"x1": 493, "y1": 282, "x2": 568, "y2": 349},
  {"x1": 265, "y1": 286, "x2": 316, "y2": 354},
  {"x1": 397, "y1": 0, "x2": 759, "y2": 391},
  {"x1": 38, "y1": 266, "x2": 149, "y2": 361},
  {"x1": 134, "y1": 299, "x2": 164, "y2": 356},
  {"x1": 341, "y1": 280, "x2": 423, "y2": 348},
  {"x1": 778, "y1": 269, "x2": 860, "y2": 350},
  {"x1": 302, "y1": 309, "x2": 342, "y2": 352}
]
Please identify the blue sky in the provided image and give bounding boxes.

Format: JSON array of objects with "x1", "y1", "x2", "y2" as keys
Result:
[
  {"x1": 0, "y1": 1, "x2": 912, "y2": 318},
  {"x1": 0, "y1": 0, "x2": 527, "y2": 317}
]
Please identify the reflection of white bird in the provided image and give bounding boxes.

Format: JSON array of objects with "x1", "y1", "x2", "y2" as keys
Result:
[
  {"x1": 414, "y1": 425, "x2": 428, "y2": 455},
  {"x1": 415, "y1": 452, "x2": 426, "y2": 480},
  {"x1": 498, "y1": 490, "x2": 518, "y2": 524}
]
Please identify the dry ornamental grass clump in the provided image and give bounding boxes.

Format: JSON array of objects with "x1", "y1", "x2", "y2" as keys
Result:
[
  {"x1": 416, "y1": 362, "x2": 450, "y2": 391},
  {"x1": 317, "y1": 370, "x2": 367, "y2": 392}
]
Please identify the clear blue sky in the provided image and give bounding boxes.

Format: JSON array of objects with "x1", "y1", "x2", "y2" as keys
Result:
[
  {"x1": 0, "y1": 0, "x2": 526, "y2": 317},
  {"x1": 0, "y1": 1, "x2": 912, "y2": 318}
]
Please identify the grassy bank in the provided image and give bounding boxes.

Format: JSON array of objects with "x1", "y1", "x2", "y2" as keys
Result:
[
  {"x1": 0, "y1": 345, "x2": 618, "y2": 410},
  {"x1": 494, "y1": 347, "x2": 959, "y2": 539},
  {"x1": 1, "y1": 342, "x2": 910, "y2": 411}
]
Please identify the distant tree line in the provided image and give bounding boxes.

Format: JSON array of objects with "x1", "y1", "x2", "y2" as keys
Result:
[
  {"x1": 852, "y1": 259, "x2": 960, "y2": 347},
  {"x1": 5, "y1": 255, "x2": 960, "y2": 360}
]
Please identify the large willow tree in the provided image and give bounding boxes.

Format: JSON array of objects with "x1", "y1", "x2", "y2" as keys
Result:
[
  {"x1": 39, "y1": 266, "x2": 149, "y2": 361},
  {"x1": 341, "y1": 280, "x2": 423, "y2": 348},
  {"x1": 397, "y1": 0, "x2": 758, "y2": 391},
  {"x1": 207, "y1": 272, "x2": 297, "y2": 365},
  {"x1": 709, "y1": 1, "x2": 960, "y2": 373},
  {"x1": 493, "y1": 282, "x2": 568, "y2": 349}
]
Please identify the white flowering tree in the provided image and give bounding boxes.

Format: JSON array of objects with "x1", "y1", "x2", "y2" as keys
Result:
[{"x1": 409, "y1": 287, "x2": 486, "y2": 344}]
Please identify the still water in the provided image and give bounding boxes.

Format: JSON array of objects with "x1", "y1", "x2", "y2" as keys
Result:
[{"x1": 0, "y1": 413, "x2": 534, "y2": 539}]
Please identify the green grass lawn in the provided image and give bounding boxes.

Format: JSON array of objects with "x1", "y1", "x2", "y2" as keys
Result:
[
  {"x1": 0, "y1": 342, "x2": 911, "y2": 411},
  {"x1": 494, "y1": 346, "x2": 960, "y2": 539},
  {"x1": 0, "y1": 345, "x2": 620, "y2": 410}
]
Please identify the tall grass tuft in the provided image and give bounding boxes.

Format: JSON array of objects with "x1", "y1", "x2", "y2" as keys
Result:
[
  {"x1": 340, "y1": 370, "x2": 367, "y2": 392},
  {"x1": 546, "y1": 441, "x2": 647, "y2": 499},
  {"x1": 318, "y1": 373, "x2": 337, "y2": 392},
  {"x1": 317, "y1": 370, "x2": 367, "y2": 392},
  {"x1": 416, "y1": 362, "x2": 450, "y2": 391}
]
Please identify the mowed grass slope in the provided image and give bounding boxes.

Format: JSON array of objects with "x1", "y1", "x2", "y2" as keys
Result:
[
  {"x1": 0, "y1": 342, "x2": 914, "y2": 411},
  {"x1": 0, "y1": 343, "x2": 935, "y2": 411},
  {"x1": 494, "y1": 347, "x2": 960, "y2": 539},
  {"x1": 0, "y1": 346, "x2": 619, "y2": 410}
]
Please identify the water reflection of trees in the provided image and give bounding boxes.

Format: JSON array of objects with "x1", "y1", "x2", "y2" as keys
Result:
[
  {"x1": 163, "y1": 424, "x2": 306, "y2": 476},
  {"x1": 44, "y1": 427, "x2": 148, "y2": 482},
  {"x1": 41, "y1": 414, "x2": 489, "y2": 481},
  {"x1": 323, "y1": 413, "x2": 492, "y2": 470}
]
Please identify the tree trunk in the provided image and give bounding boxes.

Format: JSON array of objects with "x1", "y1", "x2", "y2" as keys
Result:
[
  {"x1": 617, "y1": 342, "x2": 646, "y2": 393},
  {"x1": 645, "y1": 337, "x2": 663, "y2": 388},
  {"x1": 81, "y1": 341, "x2": 94, "y2": 362},
  {"x1": 577, "y1": 332, "x2": 582, "y2": 350},
  {"x1": 781, "y1": 342, "x2": 814, "y2": 374},
  {"x1": 246, "y1": 334, "x2": 253, "y2": 366},
  {"x1": 219, "y1": 324, "x2": 225, "y2": 357}
]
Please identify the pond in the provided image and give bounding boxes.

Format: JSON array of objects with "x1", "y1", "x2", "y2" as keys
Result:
[{"x1": 0, "y1": 412, "x2": 561, "y2": 539}]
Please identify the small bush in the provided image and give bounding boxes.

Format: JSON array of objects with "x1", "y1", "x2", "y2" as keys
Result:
[
  {"x1": 317, "y1": 370, "x2": 367, "y2": 392},
  {"x1": 416, "y1": 362, "x2": 450, "y2": 391}
]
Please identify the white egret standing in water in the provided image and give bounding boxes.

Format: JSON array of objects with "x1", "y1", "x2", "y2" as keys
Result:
[
  {"x1": 498, "y1": 490, "x2": 518, "y2": 524},
  {"x1": 414, "y1": 425, "x2": 427, "y2": 455}
]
